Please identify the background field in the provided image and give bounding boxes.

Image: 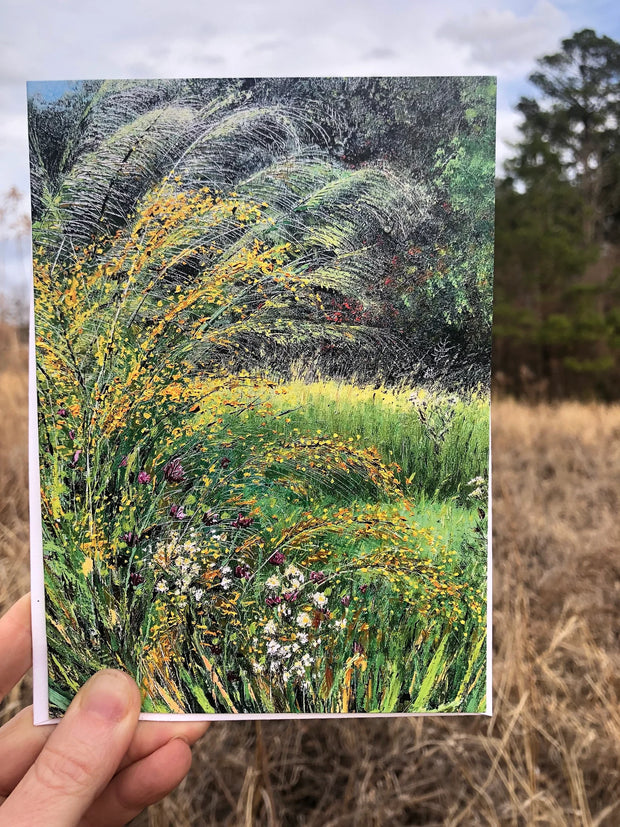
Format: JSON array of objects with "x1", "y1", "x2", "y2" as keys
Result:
[{"x1": 1, "y1": 338, "x2": 618, "y2": 825}]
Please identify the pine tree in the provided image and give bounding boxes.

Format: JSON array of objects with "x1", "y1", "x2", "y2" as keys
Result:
[
  {"x1": 495, "y1": 29, "x2": 620, "y2": 399},
  {"x1": 510, "y1": 28, "x2": 620, "y2": 242}
]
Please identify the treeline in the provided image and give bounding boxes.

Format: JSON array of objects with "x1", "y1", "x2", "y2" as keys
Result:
[
  {"x1": 22, "y1": 35, "x2": 620, "y2": 400},
  {"x1": 494, "y1": 29, "x2": 620, "y2": 400}
]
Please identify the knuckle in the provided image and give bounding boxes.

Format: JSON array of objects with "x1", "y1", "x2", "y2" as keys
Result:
[{"x1": 33, "y1": 741, "x2": 95, "y2": 794}]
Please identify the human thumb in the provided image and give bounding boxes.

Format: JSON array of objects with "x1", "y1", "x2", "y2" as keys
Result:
[{"x1": 0, "y1": 670, "x2": 141, "y2": 827}]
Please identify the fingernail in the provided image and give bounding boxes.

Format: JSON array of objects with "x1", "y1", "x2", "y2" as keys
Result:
[{"x1": 79, "y1": 670, "x2": 135, "y2": 722}]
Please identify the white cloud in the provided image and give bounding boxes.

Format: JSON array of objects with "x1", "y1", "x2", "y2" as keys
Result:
[
  {"x1": 0, "y1": 0, "x2": 588, "y2": 294},
  {"x1": 0, "y1": 0, "x2": 498, "y2": 203},
  {"x1": 438, "y1": 0, "x2": 571, "y2": 75},
  {"x1": 496, "y1": 107, "x2": 524, "y2": 172}
]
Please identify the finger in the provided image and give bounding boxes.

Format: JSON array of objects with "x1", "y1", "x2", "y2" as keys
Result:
[
  {"x1": 119, "y1": 720, "x2": 209, "y2": 771},
  {"x1": 0, "y1": 595, "x2": 32, "y2": 701},
  {"x1": 0, "y1": 670, "x2": 140, "y2": 827},
  {"x1": 0, "y1": 707, "x2": 52, "y2": 797},
  {"x1": 82, "y1": 736, "x2": 192, "y2": 827},
  {"x1": 0, "y1": 705, "x2": 208, "y2": 799}
]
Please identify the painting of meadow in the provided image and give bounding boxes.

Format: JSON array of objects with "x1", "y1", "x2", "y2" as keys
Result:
[{"x1": 28, "y1": 77, "x2": 494, "y2": 716}]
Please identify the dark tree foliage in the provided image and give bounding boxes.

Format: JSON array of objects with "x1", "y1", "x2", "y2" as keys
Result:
[
  {"x1": 28, "y1": 76, "x2": 495, "y2": 390},
  {"x1": 494, "y1": 29, "x2": 620, "y2": 400}
]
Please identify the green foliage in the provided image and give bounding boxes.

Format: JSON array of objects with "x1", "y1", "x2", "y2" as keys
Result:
[
  {"x1": 257, "y1": 379, "x2": 489, "y2": 499},
  {"x1": 494, "y1": 29, "x2": 620, "y2": 399},
  {"x1": 29, "y1": 76, "x2": 495, "y2": 389}
]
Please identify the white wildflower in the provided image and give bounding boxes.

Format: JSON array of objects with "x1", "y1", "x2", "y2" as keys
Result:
[
  {"x1": 284, "y1": 565, "x2": 304, "y2": 583},
  {"x1": 266, "y1": 640, "x2": 280, "y2": 656},
  {"x1": 297, "y1": 612, "x2": 312, "y2": 628},
  {"x1": 312, "y1": 592, "x2": 328, "y2": 609}
]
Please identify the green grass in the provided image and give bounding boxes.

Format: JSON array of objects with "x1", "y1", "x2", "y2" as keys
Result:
[
  {"x1": 41, "y1": 375, "x2": 488, "y2": 716},
  {"x1": 250, "y1": 378, "x2": 489, "y2": 498},
  {"x1": 33, "y1": 187, "x2": 489, "y2": 715}
]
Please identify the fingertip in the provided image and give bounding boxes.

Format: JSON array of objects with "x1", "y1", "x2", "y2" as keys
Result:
[
  {"x1": 176, "y1": 720, "x2": 210, "y2": 744},
  {"x1": 0, "y1": 592, "x2": 30, "y2": 620},
  {"x1": 84, "y1": 734, "x2": 195, "y2": 826},
  {"x1": 76, "y1": 669, "x2": 141, "y2": 723},
  {"x1": 164, "y1": 736, "x2": 194, "y2": 777},
  {"x1": 155, "y1": 738, "x2": 194, "y2": 802},
  {"x1": 0, "y1": 594, "x2": 33, "y2": 699}
]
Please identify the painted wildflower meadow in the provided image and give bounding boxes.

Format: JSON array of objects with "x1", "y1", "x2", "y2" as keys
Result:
[{"x1": 29, "y1": 78, "x2": 494, "y2": 716}]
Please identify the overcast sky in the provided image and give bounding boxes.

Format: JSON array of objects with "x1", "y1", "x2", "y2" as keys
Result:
[{"x1": 1, "y1": 0, "x2": 618, "y2": 292}]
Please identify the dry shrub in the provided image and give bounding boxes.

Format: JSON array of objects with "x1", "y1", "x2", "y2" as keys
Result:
[
  {"x1": 1, "y1": 355, "x2": 619, "y2": 825},
  {"x1": 0, "y1": 334, "x2": 29, "y2": 596}
]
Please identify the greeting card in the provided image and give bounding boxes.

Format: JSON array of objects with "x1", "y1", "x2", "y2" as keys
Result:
[{"x1": 28, "y1": 77, "x2": 494, "y2": 720}]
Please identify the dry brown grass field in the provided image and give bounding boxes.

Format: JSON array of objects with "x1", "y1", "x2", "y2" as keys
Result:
[{"x1": 1, "y1": 334, "x2": 619, "y2": 826}]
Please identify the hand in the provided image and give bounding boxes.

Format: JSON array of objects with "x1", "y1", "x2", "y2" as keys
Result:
[{"x1": 0, "y1": 595, "x2": 209, "y2": 826}]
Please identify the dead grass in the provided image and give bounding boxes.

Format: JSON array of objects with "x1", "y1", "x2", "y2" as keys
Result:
[
  {"x1": 1, "y1": 346, "x2": 619, "y2": 825},
  {"x1": 0, "y1": 335, "x2": 30, "y2": 725}
]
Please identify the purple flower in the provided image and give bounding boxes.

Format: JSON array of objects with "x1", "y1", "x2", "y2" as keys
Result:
[
  {"x1": 69, "y1": 429, "x2": 76, "y2": 440},
  {"x1": 283, "y1": 590, "x2": 299, "y2": 602},
  {"x1": 220, "y1": 456, "x2": 231, "y2": 469},
  {"x1": 163, "y1": 458, "x2": 185, "y2": 483},
  {"x1": 129, "y1": 572, "x2": 144, "y2": 586},
  {"x1": 138, "y1": 470, "x2": 151, "y2": 484},
  {"x1": 170, "y1": 504, "x2": 186, "y2": 519},
  {"x1": 268, "y1": 551, "x2": 285, "y2": 566},
  {"x1": 122, "y1": 531, "x2": 138, "y2": 546},
  {"x1": 310, "y1": 570, "x2": 325, "y2": 584},
  {"x1": 235, "y1": 565, "x2": 252, "y2": 580},
  {"x1": 57, "y1": 408, "x2": 68, "y2": 417},
  {"x1": 120, "y1": 455, "x2": 128, "y2": 468},
  {"x1": 70, "y1": 449, "x2": 82, "y2": 468},
  {"x1": 353, "y1": 642, "x2": 364, "y2": 655},
  {"x1": 231, "y1": 513, "x2": 253, "y2": 528},
  {"x1": 202, "y1": 510, "x2": 220, "y2": 526},
  {"x1": 341, "y1": 595, "x2": 351, "y2": 607},
  {"x1": 359, "y1": 584, "x2": 369, "y2": 594},
  {"x1": 266, "y1": 596, "x2": 282, "y2": 607}
]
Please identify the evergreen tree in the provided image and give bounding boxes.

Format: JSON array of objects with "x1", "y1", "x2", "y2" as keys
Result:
[
  {"x1": 510, "y1": 28, "x2": 620, "y2": 242},
  {"x1": 494, "y1": 29, "x2": 620, "y2": 399}
]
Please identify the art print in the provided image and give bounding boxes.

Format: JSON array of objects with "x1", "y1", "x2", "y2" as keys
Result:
[{"x1": 28, "y1": 77, "x2": 494, "y2": 719}]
